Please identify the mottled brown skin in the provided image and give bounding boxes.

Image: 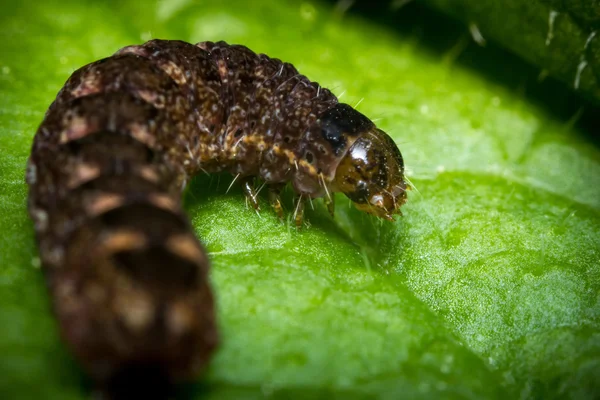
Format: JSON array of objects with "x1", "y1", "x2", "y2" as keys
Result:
[{"x1": 26, "y1": 39, "x2": 407, "y2": 397}]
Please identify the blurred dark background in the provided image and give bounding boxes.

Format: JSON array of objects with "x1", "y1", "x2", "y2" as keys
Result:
[{"x1": 327, "y1": 0, "x2": 599, "y2": 142}]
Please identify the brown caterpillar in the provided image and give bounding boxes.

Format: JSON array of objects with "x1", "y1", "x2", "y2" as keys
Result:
[{"x1": 26, "y1": 39, "x2": 408, "y2": 397}]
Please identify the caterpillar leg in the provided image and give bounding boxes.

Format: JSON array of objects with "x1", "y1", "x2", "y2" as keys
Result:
[
  {"x1": 293, "y1": 195, "x2": 305, "y2": 229},
  {"x1": 325, "y1": 195, "x2": 335, "y2": 217},
  {"x1": 268, "y1": 183, "x2": 286, "y2": 221},
  {"x1": 318, "y1": 172, "x2": 334, "y2": 217},
  {"x1": 240, "y1": 177, "x2": 260, "y2": 212}
]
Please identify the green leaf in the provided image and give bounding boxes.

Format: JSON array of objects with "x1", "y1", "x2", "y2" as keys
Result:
[
  {"x1": 0, "y1": 0, "x2": 598, "y2": 399},
  {"x1": 420, "y1": 0, "x2": 600, "y2": 104}
]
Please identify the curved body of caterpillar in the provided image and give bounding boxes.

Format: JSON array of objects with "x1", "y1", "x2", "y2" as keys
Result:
[{"x1": 25, "y1": 39, "x2": 408, "y2": 396}]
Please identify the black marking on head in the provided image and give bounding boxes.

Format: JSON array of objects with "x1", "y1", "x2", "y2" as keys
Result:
[
  {"x1": 319, "y1": 103, "x2": 374, "y2": 156},
  {"x1": 345, "y1": 180, "x2": 369, "y2": 204}
]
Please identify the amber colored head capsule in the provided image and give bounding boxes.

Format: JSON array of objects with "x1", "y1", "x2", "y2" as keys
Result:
[{"x1": 332, "y1": 127, "x2": 408, "y2": 221}]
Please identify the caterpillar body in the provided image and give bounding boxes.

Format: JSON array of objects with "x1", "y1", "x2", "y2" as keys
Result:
[{"x1": 26, "y1": 39, "x2": 408, "y2": 396}]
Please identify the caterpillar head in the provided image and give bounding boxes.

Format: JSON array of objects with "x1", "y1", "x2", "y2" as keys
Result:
[{"x1": 332, "y1": 127, "x2": 408, "y2": 221}]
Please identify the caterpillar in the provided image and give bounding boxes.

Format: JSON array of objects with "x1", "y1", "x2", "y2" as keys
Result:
[{"x1": 25, "y1": 39, "x2": 408, "y2": 397}]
